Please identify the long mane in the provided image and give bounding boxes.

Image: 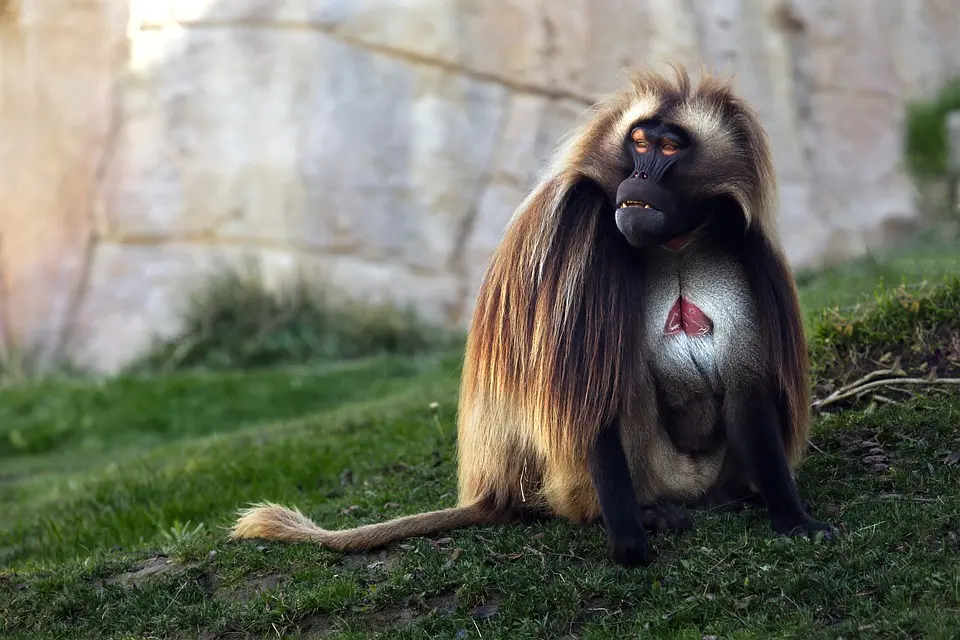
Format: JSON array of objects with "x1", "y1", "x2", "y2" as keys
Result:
[{"x1": 461, "y1": 170, "x2": 644, "y2": 461}]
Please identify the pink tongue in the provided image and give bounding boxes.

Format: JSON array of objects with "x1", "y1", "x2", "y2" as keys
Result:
[{"x1": 664, "y1": 296, "x2": 713, "y2": 336}]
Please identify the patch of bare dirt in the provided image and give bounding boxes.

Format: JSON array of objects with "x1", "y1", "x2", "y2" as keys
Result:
[
  {"x1": 336, "y1": 548, "x2": 399, "y2": 573},
  {"x1": 98, "y1": 555, "x2": 184, "y2": 590},
  {"x1": 214, "y1": 571, "x2": 284, "y2": 603},
  {"x1": 296, "y1": 614, "x2": 338, "y2": 639},
  {"x1": 95, "y1": 553, "x2": 217, "y2": 598},
  {"x1": 368, "y1": 592, "x2": 459, "y2": 628}
]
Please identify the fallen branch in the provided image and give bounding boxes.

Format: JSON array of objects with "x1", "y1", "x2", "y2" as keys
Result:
[
  {"x1": 813, "y1": 376, "x2": 960, "y2": 412},
  {"x1": 811, "y1": 367, "x2": 905, "y2": 412},
  {"x1": 828, "y1": 368, "x2": 906, "y2": 399}
]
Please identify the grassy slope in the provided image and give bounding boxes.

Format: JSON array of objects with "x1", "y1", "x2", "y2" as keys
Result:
[
  {"x1": 3, "y1": 243, "x2": 960, "y2": 639},
  {"x1": 794, "y1": 227, "x2": 960, "y2": 316}
]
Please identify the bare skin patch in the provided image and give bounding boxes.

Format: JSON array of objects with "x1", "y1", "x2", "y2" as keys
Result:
[{"x1": 664, "y1": 297, "x2": 714, "y2": 337}]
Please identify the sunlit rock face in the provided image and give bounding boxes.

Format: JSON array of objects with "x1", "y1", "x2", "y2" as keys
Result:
[{"x1": 2, "y1": 0, "x2": 959, "y2": 373}]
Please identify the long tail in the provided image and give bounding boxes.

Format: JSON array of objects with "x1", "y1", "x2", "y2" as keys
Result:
[{"x1": 228, "y1": 501, "x2": 495, "y2": 552}]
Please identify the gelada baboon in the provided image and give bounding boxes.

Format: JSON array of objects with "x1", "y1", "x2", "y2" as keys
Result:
[{"x1": 230, "y1": 64, "x2": 837, "y2": 566}]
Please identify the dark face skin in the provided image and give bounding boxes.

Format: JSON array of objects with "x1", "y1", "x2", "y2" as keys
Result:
[{"x1": 613, "y1": 120, "x2": 708, "y2": 249}]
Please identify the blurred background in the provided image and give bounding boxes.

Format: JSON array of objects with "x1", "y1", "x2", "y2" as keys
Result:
[{"x1": 2, "y1": 0, "x2": 959, "y2": 377}]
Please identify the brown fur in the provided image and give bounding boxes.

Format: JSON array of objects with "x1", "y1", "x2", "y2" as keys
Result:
[{"x1": 229, "y1": 63, "x2": 811, "y2": 551}]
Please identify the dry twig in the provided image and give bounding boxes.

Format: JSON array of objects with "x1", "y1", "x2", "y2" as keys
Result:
[{"x1": 813, "y1": 375, "x2": 960, "y2": 413}]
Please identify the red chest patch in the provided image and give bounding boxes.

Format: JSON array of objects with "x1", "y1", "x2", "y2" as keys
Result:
[{"x1": 664, "y1": 296, "x2": 713, "y2": 337}]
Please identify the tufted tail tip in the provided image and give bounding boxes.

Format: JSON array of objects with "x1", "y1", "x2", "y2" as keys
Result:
[{"x1": 229, "y1": 502, "x2": 327, "y2": 544}]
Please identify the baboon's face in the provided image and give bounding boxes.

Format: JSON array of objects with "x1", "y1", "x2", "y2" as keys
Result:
[
  {"x1": 562, "y1": 70, "x2": 773, "y2": 250},
  {"x1": 612, "y1": 118, "x2": 705, "y2": 249}
]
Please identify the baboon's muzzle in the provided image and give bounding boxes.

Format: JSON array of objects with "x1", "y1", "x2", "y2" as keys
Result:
[{"x1": 614, "y1": 170, "x2": 679, "y2": 248}]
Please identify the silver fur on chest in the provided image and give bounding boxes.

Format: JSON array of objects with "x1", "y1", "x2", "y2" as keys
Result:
[
  {"x1": 641, "y1": 238, "x2": 757, "y2": 385},
  {"x1": 637, "y1": 235, "x2": 761, "y2": 454}
]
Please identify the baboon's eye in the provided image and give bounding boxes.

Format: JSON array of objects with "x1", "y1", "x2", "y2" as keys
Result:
[
  {"x1": 631, "y1": 128, "x2": 649, "y2": 153},
  {"x1": 661, "y1": 140, "x2": 680, "y2": 155}
]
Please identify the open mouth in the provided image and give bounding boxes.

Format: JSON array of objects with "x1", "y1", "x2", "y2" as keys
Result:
[{"x1": 618, "y1": 200, "x2": 653, "y2": 209}]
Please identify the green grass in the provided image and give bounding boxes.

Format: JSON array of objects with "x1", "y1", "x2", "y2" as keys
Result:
[
  {"x1": 795, "y1": 228, "x2": 960, "y2": 317},
  {"x1": 128, "y1": 266, "x2": 463, "y2": 374},
  {"x1": 2, "y1": 240, "x2": 960, "y2": 639}
]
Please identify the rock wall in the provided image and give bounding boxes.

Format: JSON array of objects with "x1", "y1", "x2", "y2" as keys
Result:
[{"x1": 2, "y1": 0, "x2": 959, "y2": 373}]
